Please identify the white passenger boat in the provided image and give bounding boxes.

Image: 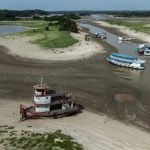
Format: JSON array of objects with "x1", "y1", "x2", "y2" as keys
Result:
[{"x1": 107, "y1": 52, "x2": 145, "y2": 69}]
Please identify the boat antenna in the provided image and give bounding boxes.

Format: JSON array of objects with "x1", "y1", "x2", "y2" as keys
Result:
[{"x1": 40, "y1": 77, "x2": 43, "y2": 86}]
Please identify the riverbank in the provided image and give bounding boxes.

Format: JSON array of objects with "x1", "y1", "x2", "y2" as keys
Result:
[
  {"x1": 94, "y1": 20, "x2": 150, "y2": 43},
  {"x1": 0, "y1": 31, "x2": 103, "y2": 61},
  {"x1": 0, "y1": 99, "x2": 150, "y2": 150}
]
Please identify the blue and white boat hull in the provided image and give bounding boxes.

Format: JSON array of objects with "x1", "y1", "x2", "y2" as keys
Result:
[{"x1": 107, "y1": 58, "x2": 144, "y2": 70}]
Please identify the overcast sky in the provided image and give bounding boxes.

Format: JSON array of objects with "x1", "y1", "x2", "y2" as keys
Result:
[{"x1": 0, "y1": 0, "x2": 150, "y2": 10}]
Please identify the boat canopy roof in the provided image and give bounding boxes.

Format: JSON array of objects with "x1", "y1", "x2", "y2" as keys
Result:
[
  {"x1": 34, "y1": 84, "x2": 49, "y2": 90},
  {"x1": 111, "y1": 52, "x2": 137, "y2": 59}
]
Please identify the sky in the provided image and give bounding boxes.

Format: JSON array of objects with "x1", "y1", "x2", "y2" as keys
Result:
[{"x1": 0, "y1": 0, "x2": 150, "y2": 11}]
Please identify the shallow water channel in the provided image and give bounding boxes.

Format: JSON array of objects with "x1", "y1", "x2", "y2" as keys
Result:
[
  {"x1": 79, "y1": 22, "x2": 150, "y2": 91},
  {"x1": 0, "y1": 25, "x2": 26, "y2": 35},
  {"x1": 79, "y1": 23, "x2": 138, "y2": 55}
]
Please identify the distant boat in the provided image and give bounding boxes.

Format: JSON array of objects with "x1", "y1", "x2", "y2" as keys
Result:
[
  {"x1": 107, "y1": 52, "x2": 145, "y2": 70},
  {"x1": 144, "y1": 47, "x2": 150, "y2": 56},
  {"x1": 118, "y1": 36, "x2": 135, "y2": 41},
  {"x1": 95, "y1": 32, "x2": 107, "y2": 39},
  {"x1": 137, "y1": 44, "x2": 147, "y2": 54},
  {"x1": 137, "y1": 44, "x2": 150, "y2": 55}
]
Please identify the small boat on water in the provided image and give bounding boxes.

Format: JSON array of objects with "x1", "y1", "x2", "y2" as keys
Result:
[
  {"x1": 118, "y1": 36, "x2": 135, "y2": 41},
  {"x1": 107, "y1": 52, "x2": 145, "y2": 69},
  {"x1": 95, "y1": 32, "x2": 107, "y2": 39},
  {"x1": 137, "y1": 44, "x2": 150, "y2": 55}
]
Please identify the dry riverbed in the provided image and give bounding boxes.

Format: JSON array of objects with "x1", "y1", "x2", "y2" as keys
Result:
[
  {"x1": 1, "y1": 99, "x2": 150, "y2": 150},
  {"x1": 0, "y1": 31, "x2": 104, "y2": 61},
  {"x1": 1, "y1": 23, "x2": 150, "y2": 149}
]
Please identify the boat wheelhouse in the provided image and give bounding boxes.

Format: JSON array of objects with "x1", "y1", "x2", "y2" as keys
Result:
[
  {"x1": 20, "y1": 80, "x2": 79, "y2": 120},
  {"x1": 107, "y1": 52, "x2": 145, "y2": 69}
]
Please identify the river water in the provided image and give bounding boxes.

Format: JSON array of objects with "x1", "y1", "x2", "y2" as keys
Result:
[
  {"x1": 0, "y1": 25, "x2": 26, "y2": 35},
  {"x1": 79, "y1": 21, "x2": 150, "y2": 92},
  {"x1": 79, "y1": 23, "x2": 138, "y2": 55},
  {"x1": 0, "y1": 23, "x2": 149, "y2": 90},
  {"x1": 90, "y1": 14, "x2": 110, "y2": 20}
]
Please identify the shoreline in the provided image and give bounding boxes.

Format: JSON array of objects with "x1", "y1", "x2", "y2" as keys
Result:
[
  {"x1": 0, "y1": 31, "x2": 104, "y2": 61},
  {"x1": 94, "y1": 20, "x2": 150, "y2": 43}
]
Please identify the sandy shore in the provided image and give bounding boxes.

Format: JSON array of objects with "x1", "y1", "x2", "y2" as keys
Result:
[
  {"x1": 94, "y1": 21, "x2": 150, "y2": 43},
  {"x1": 0, "y1": 99, "x2": 150, "y2": 150},
  {"x1": 0, "y1": 31, "x2": 104, "y2": 61}
]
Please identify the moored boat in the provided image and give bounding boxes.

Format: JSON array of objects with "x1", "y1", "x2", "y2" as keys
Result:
[
  {"x1": 144, "y1": 47, "x2": 150, "y2": 56},
  {"x1": 137, "y1": 44, "x2": 150, "y2": 55},
  {"x1": 107, "y1": 52, "x2": 145, "y2": 69}
]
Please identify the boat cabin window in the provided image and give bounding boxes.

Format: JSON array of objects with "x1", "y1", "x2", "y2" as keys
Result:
[
  {"x1": 45, "y1": 90, "x2": 56, "y2": 95},
  {"x1": 36, "y1": 105, "x2": 49, "y2": 108},
  {"x1": 140, "y1": 64, "x2": 144, "y2": 67},
  {"x1": 50, "y1": 104, "x2": 62, "y2": 110},
  {"x1": 51, "y1": 95, "x2": 65, "y2": 103},
  {"x1": 35, "y1": 89, "x2": 45, "y2": 96}
]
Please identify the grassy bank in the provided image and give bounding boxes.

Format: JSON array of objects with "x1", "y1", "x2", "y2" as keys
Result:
[
  {"x1": 14, "y1": 21, "x2": 78, "y2": 49},
  {"x1": 108, "y1": 20, "x2": 150, "y2": 34},
  {"x1": 0, "y1": 125, "x2": 83, "y2": 150}
]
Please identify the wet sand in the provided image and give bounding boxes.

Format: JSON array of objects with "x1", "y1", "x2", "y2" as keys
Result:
[{"x1": 0, "y1": 39, "x2": 147, "y2": 129}]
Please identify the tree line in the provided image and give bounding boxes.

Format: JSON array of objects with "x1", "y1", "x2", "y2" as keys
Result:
[
  {"x1": 0, "y1": 9, "x2": 49, "y2": 20},
  {"x1": 108, "y1": 11, "x2": 150, "y2": 17},
  {"x1": 46, "y1": 15, "x2": 79, "y2": 33},
  {"x1": 0, "y1": 9, "x2": 80, "y2": 33}
]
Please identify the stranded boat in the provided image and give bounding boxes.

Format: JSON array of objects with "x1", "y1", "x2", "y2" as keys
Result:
[
  {"x1": 107, "y1": 52, "x2": 145, "y2": 69},
  {"x1": 20, "y1": 80, "x2": 79, "y2": 120}
]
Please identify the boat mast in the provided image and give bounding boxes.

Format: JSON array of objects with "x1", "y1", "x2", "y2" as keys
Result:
[{"x1": 40, "y1": 77, "x2": 43, "y2": 86}]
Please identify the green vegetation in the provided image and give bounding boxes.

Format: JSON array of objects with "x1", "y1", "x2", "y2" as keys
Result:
[
  {"x1": 0, "y1": 10, "x2": 16, "y2": 21},
  {"x1": 110, "y1": 11, "x2": 150, "y2": 17},
  {"x1": 33, "y1": 30, "x2": 78, "y2": 49},
  {"x1": 45, "y1": 15, "x2": 79, "y2": 33},
  {"x1": 0, "y1": 125, "x2": 83, "y2": 150},
  {"x1": 15, "y1": 21, "x2": 78, "y2": 49},
  {"x1": 108, "y1": 20, "x2": 150, "y2": 34},
  {"x1": 0, "y1": 9, "x2": 49, "y2": 20},
  {"x1": 0, "y1": 10, "x2": 80, "y2": 49},
  {"x1": 44, "y1": 14, "x2": 81, "y2": 21}
]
